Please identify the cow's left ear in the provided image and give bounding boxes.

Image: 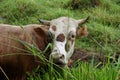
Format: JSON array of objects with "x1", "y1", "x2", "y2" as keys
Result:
[
  {"x1": 77, "y1": 26, "x2": 88, "y2": 37},
  {"x1": 34, "y1": 27, "x2": 49, "y2": 37}
]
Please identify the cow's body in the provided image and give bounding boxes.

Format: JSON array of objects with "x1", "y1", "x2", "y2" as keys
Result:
[
  {"x1": 0, "y1": 24, "x2": 51, "y2": 80},
  {"x1": 0, "y1": 16, "x2": 89, "y2": 80}
]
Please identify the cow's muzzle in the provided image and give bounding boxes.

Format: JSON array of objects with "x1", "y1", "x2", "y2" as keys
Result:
[{"x1": 50, "y1": 54, "x2": 66, "y2": 67}]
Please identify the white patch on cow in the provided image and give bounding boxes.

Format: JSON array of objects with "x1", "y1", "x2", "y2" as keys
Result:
[{"x1": 47, "y1": 16, "x2": 88, "y2": 67}]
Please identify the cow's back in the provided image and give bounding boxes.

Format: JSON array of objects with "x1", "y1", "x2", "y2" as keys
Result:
[{"x1": 0, "y1": 24, "x2": 25, "y2": 53}]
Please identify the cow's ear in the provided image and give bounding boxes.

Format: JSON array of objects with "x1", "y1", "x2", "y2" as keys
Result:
[
  {"x1": 77, "y1": 26, "x2": 88, "y2": 37},
  {"x1": 77, "y1": 16, "x2": 89, "y2": 26},
  {"x1": 34, "y1": 27, "x2": 48, "y2": 37}
]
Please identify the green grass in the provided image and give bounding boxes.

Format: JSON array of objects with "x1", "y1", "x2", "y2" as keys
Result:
[
  {"x1": 27, "y1": 61, "x2": 120, "y2": 80},
  {"x1": 0, "y1": 0, "x2": 120, "y2": 80}
]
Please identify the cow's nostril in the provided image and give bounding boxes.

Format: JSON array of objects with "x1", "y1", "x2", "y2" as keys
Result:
[
  {"x1": 71, "y1": 34, "x2": 75, "y2": 38},
  {"x1": 59, "y1": 54, "x2": 64, "y2": 59}
]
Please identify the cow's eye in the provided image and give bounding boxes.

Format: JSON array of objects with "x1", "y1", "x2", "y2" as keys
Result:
[{"x1": 68, "y1": 31, "x2": 76, "y2": 41}]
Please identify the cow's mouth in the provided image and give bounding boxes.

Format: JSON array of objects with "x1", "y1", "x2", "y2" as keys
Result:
[{"x1": 54, "y1": 62, "x2": 66, "y2": 67}]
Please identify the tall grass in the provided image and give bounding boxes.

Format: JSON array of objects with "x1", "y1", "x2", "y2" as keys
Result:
[{"x1": 21, "y1": 39, "x2": 119, "y2": 80}]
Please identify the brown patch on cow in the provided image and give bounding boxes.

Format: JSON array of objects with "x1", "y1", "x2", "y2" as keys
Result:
[
  {"x1": 52, "y1": 25, "x2": 56, "y2": 31},
  {"x1": 34, "y1": 27, "x2": 47, "y2": 37},
  {"x1": 56, "y1": 33, "x2": 65, "y2": 42},
  {"x1": 65, "y1": 42, "x2": 70, "y2": 52}
]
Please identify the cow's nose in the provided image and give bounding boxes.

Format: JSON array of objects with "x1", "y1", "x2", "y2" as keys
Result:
[
  {"x1": 52, "y1": 54, "x2": 65, "y2": 61},
  {"x1": 59, "y1": 54, "x2": 65, "y2": 59},
  {"x1": 50, "y1": 54, "x2": 66, "y2": 66}
]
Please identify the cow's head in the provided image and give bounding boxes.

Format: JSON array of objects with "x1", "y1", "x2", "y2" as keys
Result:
[{"x1": 40, "y1": 16, "x2": 89, "y2": 67}]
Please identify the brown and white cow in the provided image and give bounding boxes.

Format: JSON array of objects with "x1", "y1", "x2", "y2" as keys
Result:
[{"x1": 0, "y1": 16, "x2": 89, "y2": 80}]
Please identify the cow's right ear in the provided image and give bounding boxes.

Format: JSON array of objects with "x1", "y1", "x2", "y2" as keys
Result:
[
  {"x1": 77, "y1": 26, "x2": 88, "y2": 37},
  {"x1": 34, "y1": 27, "x2": 49, "y2": 37},
  {"x1": 39, "y1": 19, "x2": 50, "y2": 26}
]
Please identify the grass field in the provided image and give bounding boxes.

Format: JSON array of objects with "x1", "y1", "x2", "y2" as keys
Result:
[{"x1": 0, "y1": 0, "x2": 120, "y2": 80}]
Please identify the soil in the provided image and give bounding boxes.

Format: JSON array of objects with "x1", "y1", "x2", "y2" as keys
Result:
[{"x1": 68, "y1": 48, "x2": 120, "y2": 68}]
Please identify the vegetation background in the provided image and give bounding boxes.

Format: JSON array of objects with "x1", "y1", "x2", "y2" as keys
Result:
[{"x1": 0, "y1": 0, "x2": 120, "y2": 80}]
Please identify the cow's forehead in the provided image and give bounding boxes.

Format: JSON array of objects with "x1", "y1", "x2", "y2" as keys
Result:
[
  {"x1": 51, "y1": 17, "x2": 78, "y2": 27},
  {"x1": 49, "y1": 17, "x2": 78, "y2": 35}
]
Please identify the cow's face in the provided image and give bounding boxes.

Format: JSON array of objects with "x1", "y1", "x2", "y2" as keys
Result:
[{"x1": 40, "y1": 17, "x2": 89, "y2": 67}]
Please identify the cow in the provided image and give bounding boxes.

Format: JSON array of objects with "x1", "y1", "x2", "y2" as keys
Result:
[{"x1": 0, "y1": 16, "x2": 89, "y2": 80}]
